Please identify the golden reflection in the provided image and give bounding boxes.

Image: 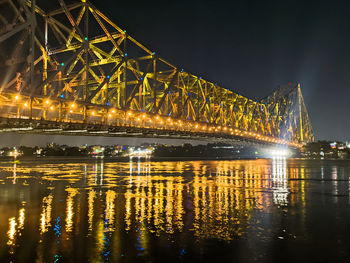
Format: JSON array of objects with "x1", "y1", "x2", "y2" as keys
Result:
[
  {"x1": 121, "y1": 159, "x2": 291, "y2": 240},
  {"x1": 12, "y1": 162, "x2": 17, "y2": 184},
  {"x1": 90, "y1": 219, "x2": 104, "y2": 263},
  {"x1": 18, "y1": 208, "x2": 25, "y2": 230},
  {"x1": 40, "y1": 194, "x2": 53, "y2": 234},
  {"x1": 272, "y1": 157, "x2": 288, "y2": 206},
  {"x1": 7, "y1": 217, "x2": 17, "y2": 253},
  {"x1": 66, "y1": 188, "x2": 78, "y2": 233},
  {"x1": 88, "y1": 189, "x2": 95, "y2": 232},
  {"x1": 0, "y1": 159, "x2": 316, "y2": 250},
  {"x1": 105, "y1": 190, "x2": 116, "y2": 231}
]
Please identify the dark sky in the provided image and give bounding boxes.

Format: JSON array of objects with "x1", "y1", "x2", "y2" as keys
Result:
[
  {"x1": 2, "y1": 0, "x2": 350, "y2": 147},
  {"x1": 95, "y1": 0, "x2": 350, "y2": 141}
]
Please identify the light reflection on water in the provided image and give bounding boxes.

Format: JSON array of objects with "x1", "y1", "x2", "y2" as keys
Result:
[{"x1": 0, "y1": 158, "x2": 350, "y2": 262}]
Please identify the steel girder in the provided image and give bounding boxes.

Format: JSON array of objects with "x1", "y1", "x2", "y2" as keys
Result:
[
  {"x1": 0, "y1": 0, "x2": 314, "y2": 145},
  {"x1": 260, "y1": 84, "x2": 314, "y2": 143}
]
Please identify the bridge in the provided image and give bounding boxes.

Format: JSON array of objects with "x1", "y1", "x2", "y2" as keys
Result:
[{"x1": 0, "y1": 0, "x2": 314, "y2": 148}]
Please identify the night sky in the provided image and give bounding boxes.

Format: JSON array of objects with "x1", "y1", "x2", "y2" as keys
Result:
[
  {"x1": 96, "y1": 0, "x2": 349, "y2": 141},
  {"x1": 1, "y1": 0, "x2": 349, "y2": 146}
]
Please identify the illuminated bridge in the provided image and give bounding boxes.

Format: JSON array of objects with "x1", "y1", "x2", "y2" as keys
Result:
[{"x1": 0, "y1": 0, "x2": 314, "y2": 147}]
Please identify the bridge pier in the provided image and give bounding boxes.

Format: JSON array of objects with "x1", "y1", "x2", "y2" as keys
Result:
[
  {"x1": 58, "y1": 102, "x2": 62, "y2": 122},
  {"x1": 29, "y1": 97, "x2": 33, "y2": 120},
  {"x1": 16, "y1": 106, "x2": 20, "y2": 119},
  {"x1": 83, "y1": 105, "x2": 87, "y2": 122}
]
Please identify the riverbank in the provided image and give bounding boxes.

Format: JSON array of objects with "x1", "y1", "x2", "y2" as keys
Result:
[
  {"x1": 0, "y1": 155, "x2": 263, "y2": 164},
  {"x1": 1, "y1": 155, "x2": 349, "y2": 164}
]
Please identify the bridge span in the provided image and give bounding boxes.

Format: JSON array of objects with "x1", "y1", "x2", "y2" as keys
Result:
[{"x1": 0, "y1": 0, "x2": 314, "y2": 148}]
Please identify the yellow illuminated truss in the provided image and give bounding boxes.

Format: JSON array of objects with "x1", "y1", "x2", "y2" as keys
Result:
[{"x1": 0, "y1": 0, "x2": 314, "y2": 145}]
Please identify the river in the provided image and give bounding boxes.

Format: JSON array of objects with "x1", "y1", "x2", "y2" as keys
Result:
[{"x1": 0, "y1": 158, "x2": 349, "y2": 262}]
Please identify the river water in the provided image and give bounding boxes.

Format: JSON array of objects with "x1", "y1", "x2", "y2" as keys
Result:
[{"x1": 0, "y1": 158, "x2": 350, "y2": 262}]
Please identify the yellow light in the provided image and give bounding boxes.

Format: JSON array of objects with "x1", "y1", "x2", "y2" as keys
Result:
[
  {"x1": 195, "y1": 125, "x2": 198, "y2": 129},
  {"x1": 108, "y1": 114, "x2": 112, "y2": 117},
  {"x1": 128, "y1": 112, "x2": 132, "y2": 116},
  {"x1": 142, "y1": 114, "x2": 146, "y2": 119},
  {"x1": 167, "y1": 118, "x2": 170, "y2": 122},
  {"x1": 15, "y1": 95, "x2": 19, "y2": 100},
  {"x1": 24, "y1": 102, "x2": 28, "y2": 107},
  {"x1": 71, "y1": 103, "x2": 75, "y2": 108},
  {"x1": 111, "y1": 109, "x2": 116, "y2": 113},
  {"x1": 50, "y1": 106, "x2": 54, "y2": 110},
  {"x1": 92, "y1": 111, "x2": 95, "y2": 116},
  {"x1": 137, "y1": 118, "x2": 141, "y2": 121},
  {"x1": 45, "y1": 99, "x2": 50, "y2": 104},
  {"x1": 69, "y1": 110, "x2": 73, "y2": 113},
  {"x1": 156, "y1": 116, "x2": 159, "y2": 120}
]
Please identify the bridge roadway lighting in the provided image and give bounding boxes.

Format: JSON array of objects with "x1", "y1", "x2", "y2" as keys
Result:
[
  {"x1": 45, "y1": 99, "x2": 50, "y2": 104},
  {"x1": 15, "y1": 95, "x2": 19, "y2": 100},
  {"x1": 50, "y1": 106, "x2": 54, "y2": 110},
  {"x1": 23, "y1": 102, "x2": 28, "y2": 107}
]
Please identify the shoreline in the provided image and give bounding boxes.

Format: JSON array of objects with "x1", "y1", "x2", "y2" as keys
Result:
[
  {"x1": 0, "y1": 156, "x2": 349, "y2": 163},
  {"x1": 0, "y1": 156, "x2": 258, "y2": 163}
]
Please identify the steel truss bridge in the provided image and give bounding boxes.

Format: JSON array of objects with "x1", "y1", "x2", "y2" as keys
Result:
[{"x1": 0, "y1": 0, "x2": 314, "y2": 147}]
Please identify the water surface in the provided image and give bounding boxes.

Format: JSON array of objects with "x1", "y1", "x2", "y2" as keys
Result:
[{"x1": 0, "y1": 158, "x2": 350, "y2": 262}]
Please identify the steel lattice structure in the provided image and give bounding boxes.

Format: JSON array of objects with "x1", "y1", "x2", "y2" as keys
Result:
[{"x1": 0, "y1": 0, "x2": 314, "y2": 147}]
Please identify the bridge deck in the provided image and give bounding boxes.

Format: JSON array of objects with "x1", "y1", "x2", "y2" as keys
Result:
[{"x1": 0, "y1": 92, "x2": 300, "y2": 148}]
